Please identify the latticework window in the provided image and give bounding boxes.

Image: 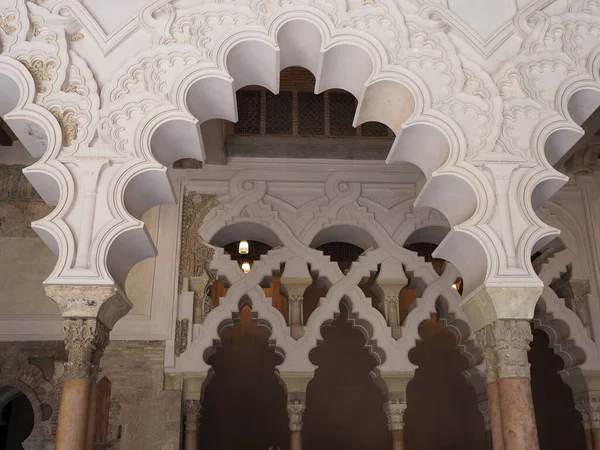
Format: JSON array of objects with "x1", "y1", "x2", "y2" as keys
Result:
[
  {"x1": 298, "y1": 92, "x2": 325, "y2": 135},
  {"x1": 234, "y1": 91, "x2": 261, "y2": 134},
  {"x1": 329, "y1": 92, "x2": 357, "y2": 137},
  {"x1": 266, "y1": 91, "x2": 293, "y2": 134},
  {"x1": 231, "y1": 66, "x2": 393, "y2": 139}
]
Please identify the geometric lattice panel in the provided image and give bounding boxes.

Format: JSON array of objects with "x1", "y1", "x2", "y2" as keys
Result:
[
  {"x1": 266, "y1": 91, "x2": 293, "y2": 134},
  {"x1": 329, "y1": 92, "x2": 357, "y2": 137},
  {"x1": 234, "y1": 91, "x2": 261, "y2": 134},
  {"x1": 298, "y1": 92, "x2": 325, "y2": 136}
]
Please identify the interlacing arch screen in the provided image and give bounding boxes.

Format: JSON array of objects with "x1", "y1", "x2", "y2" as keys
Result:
[{"x1": 168, "y1": 168, "x2": 480, "y2": 375}]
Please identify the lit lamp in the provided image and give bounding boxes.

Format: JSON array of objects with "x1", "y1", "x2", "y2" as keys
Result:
[
  {"x1": 239, "y1": 240, "x2": 249, "y2": 255},
  {"x1": 241, "y1": 261, "x2": 251, "y2": 274},
  {"x1": 452, "y1": 283, "x2": 458, "y2": 290}
]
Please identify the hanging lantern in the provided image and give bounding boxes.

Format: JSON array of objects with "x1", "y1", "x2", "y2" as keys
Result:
[
  {"x1": 241, "y1": 261, "x2": 251, "y2": 274},
  {"x1": 239, "y1": 240, "x2": 249, "y2": 255}
]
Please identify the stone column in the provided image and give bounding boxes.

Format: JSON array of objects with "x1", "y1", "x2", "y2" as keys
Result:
[
  {"x1": 478, "y1": 319, "x2": 539, "y2": 450},
  {"x1": 383, "y1": 398, "x2": 406, "y2": 450},
  {"x1": 478, "y1": 400, "x2": 493, "y2": 450},
  {"x1": 45, "y1": 285, "x2": 130, "y2": 450},
  {"x1": 184, "y1": 400, "x2": 201, "y2": 450},
  {"x1": 575, "y1": 402, "x2": 595, "y2": 450},
  {"x1": 287, "y1": 398, "x2": 306, "y2": 450},
  {"x1": 55, "y1": 318, "x2": 110, "y2": 450},
  {"x1": 476, "y1": 332, "x2": 504, "y2": 450}
]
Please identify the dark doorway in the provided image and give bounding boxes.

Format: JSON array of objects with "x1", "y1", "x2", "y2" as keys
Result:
[
  {"x1": 302, "y1": 304, "x2": 389, "y2": 450},
  {"x1": 198, "y1": 306, "x2": 289, "y2": 450},
  {"x1": 0, "y1": 389, "x2": 34, "y2": 450},
  {"x1": 529, "y1": 327, "x2": 586, "y2": 450},
  {"x1": 404, "y1": 318, "x2": 486, "y2": 450}
]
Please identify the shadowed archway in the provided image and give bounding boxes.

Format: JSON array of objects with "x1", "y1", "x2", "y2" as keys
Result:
[
  {"x1": 197, "y1": 306, "x2": 289, "y2": 450},
  {"x1": 404, "y1": 316, "x2": 486, "y2": 450},
  {"x1": 302, "y1": 303, "x2": 389, "y2": 450},
  {"x1": 529, "y1": 327, "x2": 586, "y2": 450}
]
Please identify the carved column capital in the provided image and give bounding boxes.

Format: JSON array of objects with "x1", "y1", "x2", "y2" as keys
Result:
[
  {"x1": 286, "y1": 400, "x2": 306, "y2": 431},
  {"x1": 576, "y1": 402, "x2": 592, "y2": 430},
  {"x1": 476, "y1": 327, "x2": 498, "y2": 384},
  {"x1": 63, "y1": 318, "x2": 109, "y2": 380},
  {"x1": 184, "y1": 400, "x2": 202, "y2": 432},
  {"x1": 288, "y1": 294, "x2": 304, "y2": 305},
  {"x1": 383, "y1": 399, "x2": 407, "y2": 431},
  {"x1": 478, "y1": 319, "x2": 532, "y2": 380}
]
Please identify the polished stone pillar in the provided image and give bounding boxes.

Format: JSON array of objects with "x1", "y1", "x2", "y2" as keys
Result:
[
  {"x1": 383, "y1": 398, "x2": 406, "y2": 450},
  {"x1": 85, "y1": 381, "x2": 98, "y2": 450},
  {"x1": 287, "y1": 399, "x2": 306, "y2": 450},
  {"x1": 184, "y1": 400, "x2": 201, "y2": 450},
  {"x1": 478, "y1": 319, "x2": 539, "y2": 450},
  {"x1": 476, "y1": 332, "x2": 505, "y2": 450},
  {"x1": 55, "y1": 318, "x2": 110, "y2": 450}
]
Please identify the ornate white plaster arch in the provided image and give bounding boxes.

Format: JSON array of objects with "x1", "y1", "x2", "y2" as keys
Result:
[
  {"x1": 5, "y1": 0, "x2": 600, "y2": 334},
  {"x1": 534, "y1": 287, "x2": 600, "y2": 372}
]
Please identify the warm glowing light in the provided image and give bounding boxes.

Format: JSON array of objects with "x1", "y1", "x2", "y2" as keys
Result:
[
  {"x1": 241, "y1": 261, "x2": 251, "y2": 274},
  {"x1": 239, "y1": 240, "x2": 249, "y2": 254},
  {"x1": 452, "y1": 283, "x2": 458, "y2": 290}
]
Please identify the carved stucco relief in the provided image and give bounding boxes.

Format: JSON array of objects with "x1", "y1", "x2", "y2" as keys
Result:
[{"x1": 179, "y1": 192, "x2": 219, "y2": 324}]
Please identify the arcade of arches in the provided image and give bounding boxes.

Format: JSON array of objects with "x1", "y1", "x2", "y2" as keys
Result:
[{"x1": 6, "y1": 2, "x2": 600, "y2": 450}]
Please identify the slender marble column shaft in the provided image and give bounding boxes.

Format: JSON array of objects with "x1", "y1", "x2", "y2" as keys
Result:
[
  {"x1": 479, "y1": 319, "x2": 539, "y2": 450},
  {"x1": 55, "y1": 318, "x2": 109, "y2": 450},
  {"x1": 85, "y1": 381, "x2": 99, "y2": 450},
  {"x1": 475, "y1": 332, "x2": 505, "y2": 450}
]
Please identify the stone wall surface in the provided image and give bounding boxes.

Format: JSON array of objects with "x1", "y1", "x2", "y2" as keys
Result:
[
  {"x1": 101, "y1": 341, "x2": 182, "y2": 450},
  {"x1": 0, "y1": 340, "x2": 181, "y2": 450}
]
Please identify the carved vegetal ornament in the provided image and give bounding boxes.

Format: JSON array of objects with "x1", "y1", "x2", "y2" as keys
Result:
[
  {"x1": 63, "y1": 318, "x2": 109, "y2": 380},
  {"x1": 178, "y1": 193, "x2": 219, "y2": 292},
  {"x1": 287, "y1": 400, "x2": 306, "y2": 431},
  {"x1": 174, "y1": 318, "x2": 189, "y2": 357},
  {"x1": 19, "y1": 58, "x2": 56, "y2": 93},
  {"x1": 477, "y1": 320, "x2": 532, "y2": 380},
  {"x1": 383, "y1": 400, "x2": 407, "y2": 431},
  {"x1": 184, "y1": 400, "x2": 202, "y2": 431}
]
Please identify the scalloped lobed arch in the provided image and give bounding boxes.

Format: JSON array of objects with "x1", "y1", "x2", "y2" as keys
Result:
[{"x1": 0, "y1": 56, "x2": 77, "y2": 272}]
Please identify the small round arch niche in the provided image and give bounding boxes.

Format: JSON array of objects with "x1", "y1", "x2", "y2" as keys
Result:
[{"x1": 0, "y1": 386, "x2": 36, "y2": 450}]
